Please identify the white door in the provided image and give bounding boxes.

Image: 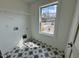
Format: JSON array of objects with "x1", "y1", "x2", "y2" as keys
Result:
[
  {"x1": 65, "y1": 0, "x2": 79, "y2": 58},
  {"x1": 71, "y1": 25, "x2": 79, "y2": 58},
  {"x1": 65, "y1": 23, "x2": 79, "y2": 58}
]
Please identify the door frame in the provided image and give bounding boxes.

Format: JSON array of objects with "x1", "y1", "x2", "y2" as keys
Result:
[
  {"x1": 65, "y1": 0, "x2": 79, "y2": 57},
  {"x1": 69, "y1": 23, "x2": 79, "y2": 58}
]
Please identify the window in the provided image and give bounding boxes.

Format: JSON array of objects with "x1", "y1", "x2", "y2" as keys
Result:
[{"x1": 39, "y1": 1, "x2": 58, "y2": 35}]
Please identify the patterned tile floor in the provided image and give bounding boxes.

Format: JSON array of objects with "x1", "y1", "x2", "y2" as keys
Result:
[{"x1": 3, "y1": 39, "x2": 65, "y2": 58}]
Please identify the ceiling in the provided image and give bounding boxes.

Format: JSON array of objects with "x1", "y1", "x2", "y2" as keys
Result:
[{"x1": 24, "y1": 0, "x2": 36, "y2": 3}]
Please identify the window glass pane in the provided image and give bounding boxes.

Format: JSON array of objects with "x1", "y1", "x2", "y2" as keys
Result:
[
  {"x1": 42, "y1": 7, "x2": 49, "y2": 22},
  {"x1": 49, "y1": 5, "x2": 57, "y2": 13},
  {"x1": 48, "y1": 5, "x2": 57, "y2": 21},
  {"x1": 42, "y1": 7, "x2": 49, "y2": 14}
]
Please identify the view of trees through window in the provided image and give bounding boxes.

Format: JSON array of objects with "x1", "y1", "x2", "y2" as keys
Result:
[{"x1": 40, "y1": 3, "x2": 57, "y2": 34}]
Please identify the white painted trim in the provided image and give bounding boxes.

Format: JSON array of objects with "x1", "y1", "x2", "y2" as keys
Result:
[{"x1": 39, "y1": 32, "x2": 54, "y2": 37}]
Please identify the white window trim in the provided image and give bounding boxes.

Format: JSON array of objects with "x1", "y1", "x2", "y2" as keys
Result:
[{"x1": 39, "y1": 1, "x2": 58, "y2": 37}]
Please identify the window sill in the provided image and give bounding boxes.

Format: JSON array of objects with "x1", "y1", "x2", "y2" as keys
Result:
[{"x1": 39, "y1": 32, "x2": 54, "y2": 37}]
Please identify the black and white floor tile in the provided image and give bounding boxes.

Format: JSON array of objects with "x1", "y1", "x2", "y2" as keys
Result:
[{"x1": 3, "y1": 39, "x2": 65, "y2": 58}]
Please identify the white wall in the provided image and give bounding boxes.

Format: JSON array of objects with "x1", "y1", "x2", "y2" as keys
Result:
[
  {"x1": 0, "y1": 0, "x2": 31, "y2": 54},
  {"x1": 30, "y1": 0, "x2": 76, "y2": 50}
]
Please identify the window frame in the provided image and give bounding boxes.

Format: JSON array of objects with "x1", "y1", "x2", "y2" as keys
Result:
[{"x1": 39, "y1": 1, "x2": 58, "y2": 36}]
